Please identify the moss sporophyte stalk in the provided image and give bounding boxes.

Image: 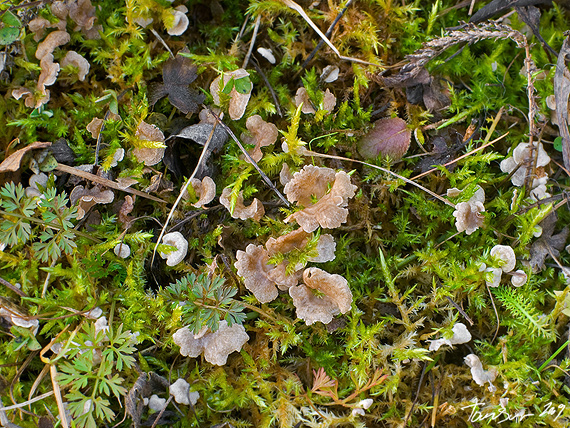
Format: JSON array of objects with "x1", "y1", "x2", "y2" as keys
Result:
[{"x1": 1, "y1": 0, "x2": 570, "y2": 427}]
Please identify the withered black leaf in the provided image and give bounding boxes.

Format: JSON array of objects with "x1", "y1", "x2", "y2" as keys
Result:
[
  {"x1": 529, "y1": 213, "x2": 569, "y2": 272},
  {"x1": 148, "y1": 51, "x2": 205, "y2": 114},
  {"x1": 469, "y1": 0, "x2": 552, "y2": 24},
  {"x1": 515, "y1": 5, "x2": 557, "y2": 56}
]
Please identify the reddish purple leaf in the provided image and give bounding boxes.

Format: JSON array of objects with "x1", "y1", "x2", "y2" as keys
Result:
[{"x1": 357, "y1": 117, "x2": 411, "y2": 160}]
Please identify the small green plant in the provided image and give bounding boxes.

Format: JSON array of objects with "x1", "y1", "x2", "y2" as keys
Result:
[
  {"x1": 0, "y1": 182, "x2": 78, "y2": 262},
  {"x1": 57, "y1": 322, "x2": 136, "y2": 428},
  {"x1": 160, "y1": 273, "x2": 246, "y2": 334}
]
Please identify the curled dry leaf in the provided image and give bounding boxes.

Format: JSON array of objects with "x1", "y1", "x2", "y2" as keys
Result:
[
  {"x1": 0, "y1": 141, "x2": 52, "y2": 173},
  {"x1": 172, "y1": 320, "x2": 249, "y2": 366},
  {"x1": 289, "y1": 267, "x2": 352, "y2": 325},
  {"x1": 284, "y1": 166, "x2": 357, "y2": 232},
  {"x1": 220, "y1": 187, "x2": 264, "y2": 221},
  {"x1": 133, "y1": 121, "x2": 165, "y2": 166},
  {"x1": 241, "y1": 115, "x2": 278, "y2": 163},
  {"x1": 70, "y1": 185, "x2": 114, "y2": 220},
  {"x1": 358, "y1": 117, "x2": 411, "y2": 161},
  {"x1": 210, "y1": 69, "x2": 252, "y2": 120},
  {"x1": 61, "y1": 50, "x2": 90, "y2": 81},
  {"x1": 148, "y1": 51, "x2": 204, "y2": 114}
]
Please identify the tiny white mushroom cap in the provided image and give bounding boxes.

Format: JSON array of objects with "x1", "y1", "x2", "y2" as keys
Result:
[
  {"x1": 170, "y1": 378, "x2": 191, "y2": 405},
  {"x1": 114, "y1": 243, "x2": 131, "y2": 258},
  {"x1": 166, "y1": 6, "x2": 189, "y2": 36},
  {"x1": 490, "y1": 245, "x2": 516, "y2": 272},
  {"x1": 511, "y1": 270, "x2": 527, "y2": 287},
  {"x1": 148, "y1": 394, "x2": 167, "y2": 412},
  {"x1": 257, "y1": 47, "x2": 276, "y2": 64},
  {"x1": 485, "y1": 267, "x2": 502, "y2": 287},
  {"x1": 321, "y1": 65, "x2": 339, "y2": 83},
  {"x1": 160, "y1": 232, "x2": 188, "y2": 266}
]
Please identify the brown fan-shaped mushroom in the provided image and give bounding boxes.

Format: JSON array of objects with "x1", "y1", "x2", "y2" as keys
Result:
[
  {"x1": 133, "y1": 121, "x2": 165, "y2": 166},
  {"x1": 235, "y1": 244, "x2": 278, "y2": 303},
  {"x1": 173, "y1": 321, "x2": 249, "y2": 366},
  {"x1": 37, "y1": 54, "x2": 60, "y2": 93},
  {"x1": 284, "y1": 167, "x2": 357, "y2": 232},
  {"x1": 35, "y1": 30, "x2": 70, "y2": 60},
  {"x1": 219, "y1": 187, "x2": 264, "y2": 221},
  {"x1": 61, "y1": 50, "x2": 90, "y2": 81},
  {"x1": 241, "y1": 115, "x2": 278, "y2": 163},
  {"x1": 183, "y1": 177, "x2": 216, "y2": 208},
  {"x1": 70, "y1": 185, "x2": 114, "y2": 220},
  {"x1": 210, "y1": 69, "x2": 252, "y2": 120},
  {"x1": 289, "y1": 267, "x2": 352, "y2": 325}
]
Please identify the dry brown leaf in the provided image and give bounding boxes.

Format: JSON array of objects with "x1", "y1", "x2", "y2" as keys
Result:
[
  {"x1": 554, "y1": 35, "x2": 570, "y2": 171},
  {"x1": 0, "y1": 141, "x2": 52, "y2": 173}
]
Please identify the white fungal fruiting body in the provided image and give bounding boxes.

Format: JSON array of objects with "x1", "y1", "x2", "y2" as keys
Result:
[
  {"x1": 169, "y1": 378, "x2": 199, "y2": 405},
  {"x1": 173, "y1": 321, "x2": 249, "y2": 366},
  {"x1": 464, "y1": 354, "x2": 498, "y2": 392},
  {"x1": 114, "y1": 243, "x2": 131, "y2": 258},
  {"x1": 428, "y1": 323, "x2": 472, "y2": 351},
  {"x1": 160, "y1": 232, "x2": 188, "y2": 266},
  {"x1": 499, "y1": 142, "x2": 551, "y2": 201},
  {"x1": 490, "y1": 245, "x2": 516, "y2": 273}
]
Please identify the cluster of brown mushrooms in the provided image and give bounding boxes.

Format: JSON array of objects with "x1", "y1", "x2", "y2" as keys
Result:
[
  {"x1": 12, "y1": 0, "x2": 99, "y2": 108},
  {"x1": 235, "y1": 164, "x2": 357, "y2": 326}
]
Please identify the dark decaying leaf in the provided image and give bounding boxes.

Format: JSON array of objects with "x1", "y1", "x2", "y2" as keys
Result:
[
  {"x1": 382, "y1": 67, "x2": 449, "y2": 111},
  {"x1": 164, "y1": 123, "x2": 228, "y2": 179},
  {"x1": 414, "y1": 129, "x2": 466, "y2": 173},
  {"x1": 555, "y1": 34, "x2": 570, "y2": 171},
  {"x1": 529, "y1": 213, "x2": 569, "y2": 271},
  {"x1": 148, "y1": 51, "x2": 205, "y2": 114},
  {"x1": 469, "y1": 0, "x2": 552, "y2": 24},
  {"x1": 515, "y1": 6, "x2": 557, "y2": 56},
  {"x1": 125, "y1": 372, "x2": 170, "y2": 428}
]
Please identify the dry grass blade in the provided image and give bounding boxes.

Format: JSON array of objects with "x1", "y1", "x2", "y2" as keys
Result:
[
  {"x1": 151, "y1": 120, "x2": 219, "y2": 266},
  {"x1": 281, "y1": 0, "x2": 378, "y2": 66},
  {"x1": 50, "y1": 365, "x2": 68, "y2": 428},
  {"x1": 55, "y1": 163, "x2": 166, "y2": 203}
]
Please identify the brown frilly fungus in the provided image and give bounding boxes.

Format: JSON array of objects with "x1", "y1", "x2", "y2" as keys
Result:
[
  {"x1": 289, "y1": 267, "x2": 352, "y2": 325},
  {"x1": 172, "y1": 321, "x2": 249, "y2": 366},
  {"x1": 284, "y1": 165, "x2": 357, "y2": 232},
  {"x1": 133, "y1": 121, "x2": 166, "y2": 166},
  {"x1": 241, "y1": 115, "x2": 278, "y2": 163},
  {"x1": 220, "y1": 187, "x2": 264, "y2": 221}
]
